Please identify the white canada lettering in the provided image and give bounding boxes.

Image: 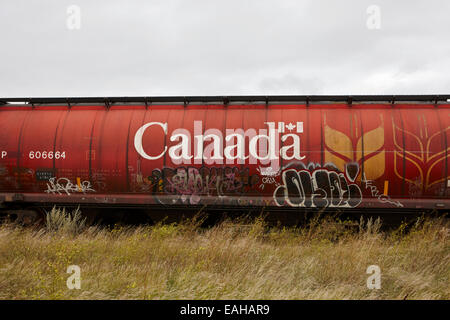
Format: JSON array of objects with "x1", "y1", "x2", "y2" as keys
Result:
[
  {"x1": 224, "y1": 133, "x2": 247, "y2": 162},
  {"x1": 169, "y1": 129, "x2": 193, "y2": 164},
  {"x1": 134, "y1": 121, "x2": 305, "y2": 166},
  {"x1": 134, "y1": 122, "x2": 168, "y2": 160},
  {"x1": 280, "y1": 134, "x2": 305, "y2": 160}
]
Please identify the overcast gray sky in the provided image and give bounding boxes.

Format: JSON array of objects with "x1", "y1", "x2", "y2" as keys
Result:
[{"x1": 0, "y1": 0, "x2": 449, "y2": 97}]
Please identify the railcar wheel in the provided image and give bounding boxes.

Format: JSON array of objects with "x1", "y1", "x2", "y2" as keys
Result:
[{"x1": 8, "y1": 209, "x2": 44, "y2": 226}]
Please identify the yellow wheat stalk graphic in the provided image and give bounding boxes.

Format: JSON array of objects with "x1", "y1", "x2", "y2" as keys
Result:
[{"x1": 324, "y1": 115, "x2": 385, "y2": 181}]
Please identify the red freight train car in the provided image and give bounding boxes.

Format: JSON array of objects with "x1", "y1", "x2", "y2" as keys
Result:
[{"x1": 0, "y1": 96, "x2": 449, "y2": 219}]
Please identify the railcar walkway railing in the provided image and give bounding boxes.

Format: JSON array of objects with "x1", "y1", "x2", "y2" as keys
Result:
[{"x1": 1, "y1": 95, "x2": 450, "y2": 107}]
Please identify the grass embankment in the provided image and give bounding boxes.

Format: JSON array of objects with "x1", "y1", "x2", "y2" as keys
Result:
[{"x1": 0, "y1": 208, "x2": 448, "y2": 299}]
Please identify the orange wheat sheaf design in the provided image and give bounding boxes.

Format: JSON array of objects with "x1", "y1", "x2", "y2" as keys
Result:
[
  {"x1": 324, "y1": 114, "x2": 385, "y2": 181},
  {"x1": 393, "y1": 116, "x2": 449, "y2": 192}
]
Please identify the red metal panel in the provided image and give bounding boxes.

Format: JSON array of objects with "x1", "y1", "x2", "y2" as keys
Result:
[
  {"x1": 0, "y1": 102, "x2": 448, "y2": 210},
  {"x1": 53, "y1": 106, "x2": 102, "y2": 196},
  {"x1": 92, "y1": 106, "x2": 135, "y2": 193},
  {"x1": 0, "y1": 108, "x2": 30, "y2": 191},
  {"x1": 126, "y1": 107, "x2": 148, "y2": 193},
  {"x1": 436, "y1": 106, "x2": 450, "y2": 198},
  {"x1": 393, "y1": 105, "x2": 448, "y2": 200},
  {"x1": 16, "y1": 108, "x2": 66, "y2": 192},
  {"x1": 139, "y1": 105, "x2": 182, "y2": 204}
]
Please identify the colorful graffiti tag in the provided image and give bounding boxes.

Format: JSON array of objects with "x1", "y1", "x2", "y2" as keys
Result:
[
  {"x1": 273, "y1": 162, "x2": 363, "y2": 208},
  {"x1": 148, "y1": 166, "x2": 259, "y2": 205}
]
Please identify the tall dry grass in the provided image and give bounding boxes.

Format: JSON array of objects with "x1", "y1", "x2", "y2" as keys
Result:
[
  {"x1": 45, "y1": 207, "x2": 87, "y2": 235},
  {"x1": 0, "y1": 208, "x2": 448, "y2": 299}
]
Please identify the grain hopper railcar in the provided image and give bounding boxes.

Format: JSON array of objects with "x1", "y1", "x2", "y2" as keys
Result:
[{"x1": 0, "y1": 95, "x2": 449, "y2": 222}]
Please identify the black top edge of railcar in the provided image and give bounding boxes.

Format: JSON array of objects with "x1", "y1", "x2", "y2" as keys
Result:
[{"x1": 0, "y1": 95, "x2": 449, "y2": 106}]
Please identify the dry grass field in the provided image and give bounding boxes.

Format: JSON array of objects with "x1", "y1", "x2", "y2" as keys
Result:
[{"x1": 0, "y1": 208, "x2": 448, "y2": 300}]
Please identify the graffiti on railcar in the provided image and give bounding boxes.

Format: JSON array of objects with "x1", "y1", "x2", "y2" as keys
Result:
[
  {"x1": 273, "y1": 162, "x2": 363, "y2": 208},
  {"x1": 362, "y1": 176, "x2": 403, "y2": 208},
  {"x1": 146, "y1": 166, "x2": 259, "y2": 205},
  {"x1": 91, "y1": 171, "x2": 108, "y2": 191},
  {"x1": 257, "y1": 166, "x2": 281, "y2": 190},
  {"x1": 45, "y1": 177, "x2": 96, "y2": 195}
]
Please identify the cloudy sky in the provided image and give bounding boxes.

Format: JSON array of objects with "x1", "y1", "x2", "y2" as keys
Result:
[{"x1": 0, "y1": 0, "x2": 449, "y2": 97}]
